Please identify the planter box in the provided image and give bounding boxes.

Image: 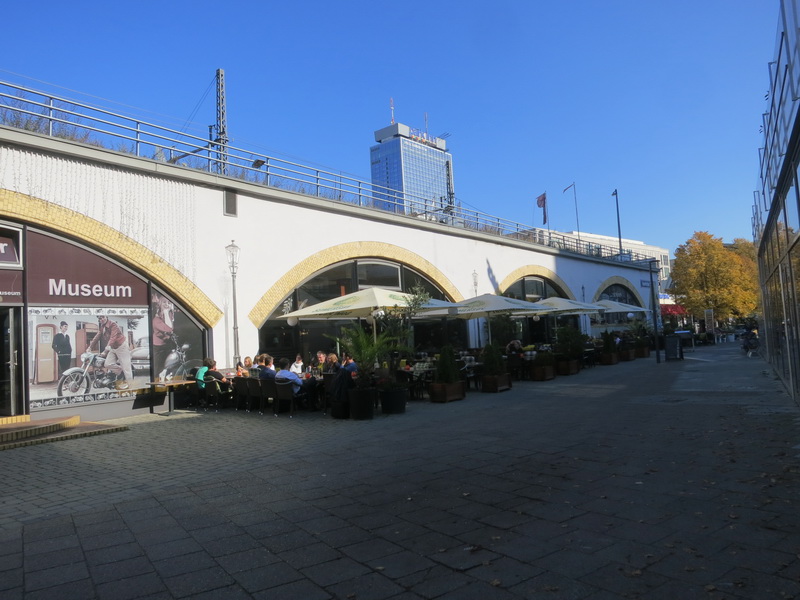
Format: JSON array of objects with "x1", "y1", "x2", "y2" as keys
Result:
[
  {"x1": 482, "y1": 373, "x2": 512, "y2": 393},
  {"x1": 635, "y1": 346, "x2": 651, "y2": 358},
  {"x1": 349, "y1": 388, "x2": 376, "y2": 420},
  {"x1": 619, "y1": 349, "x2": 636, "y2": 361},
  {"x1": 556, "y1": 359, "x2": 580, "y2": 376},
  {"x1": 429, "y1": 382, "x2": 465, "y2": 403},
  {"x1": 599, "y1": 352, "x2": 619, "y2": 365},
  {"x1": 531, "y1": 365, "x2": 555, "y2": 381},
  {"x1": 379, "y1": 387, "x2": 408, "y2": 413}
]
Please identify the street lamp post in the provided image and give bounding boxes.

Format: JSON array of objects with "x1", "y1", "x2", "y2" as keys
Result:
[
  {"x1": 225, "y1": 240, "x2": 241, "y2": 369},
  {"x1": 612, "y1": 189, "x2": 623, "y2": 257},
  {"x1": 649, "y1": 259, "x2": 661, "y2": 364}
]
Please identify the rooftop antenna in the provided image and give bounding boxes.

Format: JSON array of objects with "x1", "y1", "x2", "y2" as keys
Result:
[
  {"x1": 390, "y1": 97, "x2": 395, "y2": 124},
  {"x1": 425, "y1": 112, "x2": 429, "y2": 135}
]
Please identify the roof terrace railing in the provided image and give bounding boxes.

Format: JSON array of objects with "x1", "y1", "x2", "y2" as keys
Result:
[{"x1": 0, "y1": 80, "x2": 655, "y2": 266}]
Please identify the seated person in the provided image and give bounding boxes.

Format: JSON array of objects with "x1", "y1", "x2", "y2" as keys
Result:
[
  {"x1": 196, "y1": 358, "x2": 232, "y2": 394},
  {"x1": 342, "y1": 353, "x2": 358, "y2": 375},
  {"x1": 505, "y1": 339, "x2": 523, "y2": 355},
  {"x1": 289, "y1": 354, "x2": 304, "y2": 374},
  {"x1": 312, "y1": 350, "x2": 327, "y2": 371},
  {"x1": 275, "y1": 357, "x2": 317, "y2": 403},
  {"x1": 324, "y1": 352, "x2": 340, "y2": 373},
  {"x1": 255, "y1": 354, "x2": 276, "y2": 380}
]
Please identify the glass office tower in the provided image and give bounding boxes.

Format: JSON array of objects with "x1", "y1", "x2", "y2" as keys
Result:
[{"x1": 370, "y1": 123, "x2": 455, "y2": 217}]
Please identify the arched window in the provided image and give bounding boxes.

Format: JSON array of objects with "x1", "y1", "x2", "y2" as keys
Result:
[
  {"x1": 260, "y1": 259, "x2": 451, "y2": 360},
  {"x1": 596, "y1": 284, "x2": 641, "y2": 325}
]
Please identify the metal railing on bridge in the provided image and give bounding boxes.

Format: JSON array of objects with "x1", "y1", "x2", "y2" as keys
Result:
[{"x1": 0, "y1": 80, "x2": 654, "y2": 266}]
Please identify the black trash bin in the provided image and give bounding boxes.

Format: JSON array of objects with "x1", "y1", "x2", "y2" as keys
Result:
[{"x1": 664, "y1": 335, "x2": 684, "y2": 361}]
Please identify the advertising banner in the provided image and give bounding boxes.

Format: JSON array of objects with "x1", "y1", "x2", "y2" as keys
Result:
[{"x1": 28, "y1": 307, "x2": 148, "y2": 409}]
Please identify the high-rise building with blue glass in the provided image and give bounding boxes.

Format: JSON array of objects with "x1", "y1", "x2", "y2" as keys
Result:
[{"x1": 370, "y1": 123, "x2": 455, "y2": 217}]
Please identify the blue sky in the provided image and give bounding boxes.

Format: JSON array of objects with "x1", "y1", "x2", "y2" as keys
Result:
[{"x1": 1, "y1": 1, "x2": 778, "y2": 255}]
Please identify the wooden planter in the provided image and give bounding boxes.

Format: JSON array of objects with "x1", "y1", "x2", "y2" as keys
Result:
[
  {"x1": 635, "y1": 346, "x2": 651, "y2": 358},
  {"x1": 481, "y1": 373, "x2": 512, "y2": 393},
  {"x1": 599, "y1": 352, "x2": 619, "y2": 365},
  {"x1": 429, "y1": 381, "x2": 465, "y2": 403},
  {"x1": 619, "y1": 349, "x2": 636, "y2": 361},
  {"x1": 531, "y1": 365, "x2": 555, "y2": 381},
  {"x1": 556, "y1": 359, "x2": 580, "y2": 376}
]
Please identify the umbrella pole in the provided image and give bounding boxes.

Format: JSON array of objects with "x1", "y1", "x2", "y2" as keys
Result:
[{"x1": 487, "y1": 318, "x2": 493, "y2": 345}]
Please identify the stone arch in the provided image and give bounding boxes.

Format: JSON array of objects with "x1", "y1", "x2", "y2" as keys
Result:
[
  {"x1": 591, "y1": 275, "x2": 648, "y2": 306},
  {"x1": 248, "y1": 241, "x2": 463, "y2": 327},
  {"x1": 0, "y1": 188, "x2": 223, "y2": 327},
  {"x1": 497, "y1": 265, "x2": 575, "y2": 299}
]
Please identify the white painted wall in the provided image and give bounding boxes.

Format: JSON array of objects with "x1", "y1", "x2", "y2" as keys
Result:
[{"x1": 0, "y1": 129, "x2": 654, "y2": 366}]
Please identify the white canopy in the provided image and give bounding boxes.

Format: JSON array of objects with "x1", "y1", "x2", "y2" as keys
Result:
[
  {"x1": 594, "y1": 299, "x2": 649, "y2": 313},
  {"x1": 530, "y1": 297, "x2": 606, "y2": 315},
  {"x1": 278, "y1": 287, "x2": 457, "y2": 321},
  {"x1": 422, "y1": 293, "x2": 557, "y2": 343}
]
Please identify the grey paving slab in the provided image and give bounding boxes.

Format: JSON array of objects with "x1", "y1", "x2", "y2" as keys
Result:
[{"x1": 2, "y1": 344, "x2": 799, "y2": 598}]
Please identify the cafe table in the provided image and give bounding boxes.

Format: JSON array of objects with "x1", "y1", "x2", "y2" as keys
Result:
[{"x1": 147, "y1": 379, "x2": 193, "y2": 415}]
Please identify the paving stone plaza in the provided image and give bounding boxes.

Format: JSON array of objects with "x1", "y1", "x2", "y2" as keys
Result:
[{"x1": 1, "y1": 343, "x2": 798, "y2": 599}]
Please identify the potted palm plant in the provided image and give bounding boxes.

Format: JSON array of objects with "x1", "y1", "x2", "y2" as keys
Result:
[
  {"x1": 481, "y1": 343, "x2": 512, "y2": 393},
  {"x1": 429, "y1": 344, "x2": 465, "y2": 402},
  {"x1": 335, "y1": 326, "x2": 397, "y2": 420},
  {"x1": 376, "y1": 284, "x2": 431, "y2": 413}
]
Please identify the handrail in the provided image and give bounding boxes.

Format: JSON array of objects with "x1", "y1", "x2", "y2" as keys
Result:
[{"x1": 0, "y1": 79, "x2": 656, "y2": 266}]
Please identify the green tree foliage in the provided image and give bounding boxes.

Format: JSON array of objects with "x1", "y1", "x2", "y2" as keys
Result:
[{"x1": 669, "y1": 232, "x2": 758, "y2": 320}]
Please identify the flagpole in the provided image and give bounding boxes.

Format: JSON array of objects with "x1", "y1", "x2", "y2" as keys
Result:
[
  {"x1": 612, "y1": 189, "x2": 623, "y2": 256},
  {"x1": 563, "y1": 182, "x2": 580, "y2": 242}
]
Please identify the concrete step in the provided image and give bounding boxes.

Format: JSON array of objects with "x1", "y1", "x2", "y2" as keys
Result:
[{"x1": 0, "y1": 415, "x2": 128, "y2": 451}]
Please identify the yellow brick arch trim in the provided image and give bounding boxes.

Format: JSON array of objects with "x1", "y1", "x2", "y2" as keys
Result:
[
  {"x1": 497, "y1": 265, "x2": 575, "y2": 299},
  {"x1": 249, "y1": 241, "x2": 463, "y2": 327},
  {"x1": 591, "y1": 276, "x2": 647, "y2": 306},
  {"x1": 0, "y1": 189, "x2": 223, "y2": 327}
]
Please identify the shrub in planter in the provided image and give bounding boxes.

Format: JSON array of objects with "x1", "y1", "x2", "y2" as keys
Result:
[
  {"x1": 555, "y1": 326, "x2": 584, "y2": 375},
  {"x1": 634, "y1": 336, "x2": 651, "y2": 358},
  {"x1": 599, "y1": 330, "x2": 619, "y2": 365},
  {"x1": 531, "y1": 351, "x2": 556, "y2": 381},
  {"x1": 430, "y1": 345, "x2": 465, "y2": 402},
  {"x1": 481, "y1": 343, "x2": 511, "y2": 392}
]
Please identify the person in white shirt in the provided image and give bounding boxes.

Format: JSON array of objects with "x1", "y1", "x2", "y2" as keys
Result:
[{"x1": 290, "y1": 354, "x2": 304, "y2": 374}]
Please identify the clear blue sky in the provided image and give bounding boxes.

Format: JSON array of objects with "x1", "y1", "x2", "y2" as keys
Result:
[{"x1": 1, "y1": 1, "x2": 778, "y2": 255}]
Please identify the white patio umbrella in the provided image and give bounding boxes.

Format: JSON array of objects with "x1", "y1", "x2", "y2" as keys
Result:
[
  {"x1": 277, "y1": 287, "x2": 456, "y2": 322},
  {"x1": 422, "y1": 293, "x2": 556, "y2": 343},
  {"x1": 594, "y1": 299, "x2": 648, "y2": 314},
  {"x1": 530, "y1": 297, "x2": 606, "y2": 315}
]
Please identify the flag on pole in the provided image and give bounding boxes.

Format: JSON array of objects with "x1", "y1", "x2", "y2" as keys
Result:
[
  {"x1": 612, "y1": 189, "x2": 618, "y2": 197},
  {"x1": 563, "y1": 183, "x2": 575, "y2": 193},
  {"x1": 536, "y1": 192, "x2": 547, "y2": 225}
]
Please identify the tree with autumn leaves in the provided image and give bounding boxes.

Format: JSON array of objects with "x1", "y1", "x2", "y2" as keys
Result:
[{"x1": 669, "y1": 232, "x2": 759, "y2": 321}]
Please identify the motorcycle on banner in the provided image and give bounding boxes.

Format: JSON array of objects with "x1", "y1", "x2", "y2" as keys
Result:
[
  {"x1": 56, "y1": 351, "x2": 124, "y2": 398},
  {"x1": 159, "y1": 333, "x2": 202, "y2": 379}
]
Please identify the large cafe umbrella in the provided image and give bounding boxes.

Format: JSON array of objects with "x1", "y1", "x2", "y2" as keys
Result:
[
  {"x1": 594, "y1": 299, "x2": 648, "y2": 314},
  {"x1": 422, "y1": 293, "x2": 556, "y2": 343},
  {"x1": 530, "y1": 296, "x2": 606, "y2": 315},
  {"x1": 278, "y1": 287, "x2": 457, "y2": 323}
]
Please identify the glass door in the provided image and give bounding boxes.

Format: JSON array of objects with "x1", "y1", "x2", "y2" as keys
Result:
[{"x1": 0, "y1": 308, "x2": 20, "y2": 416}]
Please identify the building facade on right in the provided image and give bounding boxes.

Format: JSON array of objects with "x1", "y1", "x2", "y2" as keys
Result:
[{"x1": 755, "y1": 0, "x2": 800, "y2": 399}]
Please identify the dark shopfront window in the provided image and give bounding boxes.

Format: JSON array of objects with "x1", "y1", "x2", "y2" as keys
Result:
[
  {"x1": 503, "y1": 277, "x2": 566, "y2": 345},
  {"x1": 259, "y1": 260, "x2": 452, "y2": 363}
]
